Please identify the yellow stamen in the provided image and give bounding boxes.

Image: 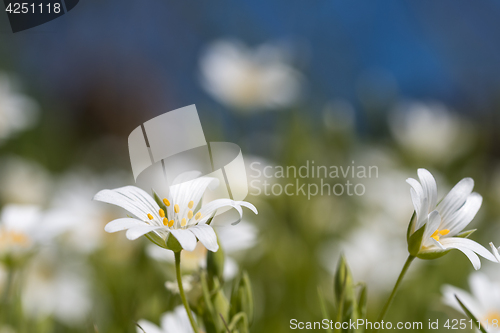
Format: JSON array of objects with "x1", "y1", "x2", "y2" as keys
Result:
[
  {"x1": 181, "y1": 218, "x2": 187, "y2": 227},
  {"x1": 431, "y1": 229, "x2": 451, "y2": 241},
  {"x1": 188, "y1": 210, "x2": 193, "y2": 219},
  {"x1": 147, "y1": 213, "x2": 154, "y2": 220},
  {"x1": 195, "y1": 212, "x2": 202, "y2": 220},
  {"x1": 439, "y1": 229, "x2": 450, "y2": 236},
  {"x1": 174, "y1": 204, "x2": 180, "y2": 213},
  {"x1": 188, "y1": 200, "x2": 194, "y2": 209},
  {"x1": 163, "y1": 198, "x2": 171, "y2": 206},
  {"x1": 484, "y1": 312, "x2": 500, "y2": 324},
  {"x1": 163, "y1": 218, "x2": 169, "y2": 226},
  {"x1": 168, "y1": 219, "x2": 174, "y2": 228},
  {"x1": 159, "y1": 209, "x2": 165, "y2": 217}
]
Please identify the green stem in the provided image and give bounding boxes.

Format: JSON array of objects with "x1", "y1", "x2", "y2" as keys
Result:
[
  {"x1": 1, "y1": 267, "x2": 14, "y2": 304},
  {"x1": 175, "y1": 251, "x2": 200, "y2": 333},
  {"x1": 374, "y1": 255, "x2": 415, "y2": 333}
]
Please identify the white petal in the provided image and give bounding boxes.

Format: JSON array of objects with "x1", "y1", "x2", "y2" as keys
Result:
[
  {"x1": 490, "y1": 242, "x2": 500, "y2": 262},
  {"x1": 161, "y1": 306, "x2": 195, "y2": 333},
  {"x1": 170, "y1": 176, "x2": 219, "y2": 220},
  {"x1": 104, "y1": 218, "x2": 145, "y2": 233},
  {"x1": 126, "y1": 225, "x2": 165, "y2": 240},
  {"x1": 169, "y1": 229, "x2": 197, "y2": 251},
  {"x1": 196, "y1": 199, "x2": 258, "y2": 225},
  {"x1": 441, "y1": 285, "x2": 481, "y2": 315},
  {"x1": 444, "y1": 193, "x2": 482, "y2": 236},
  {"x1": 189, "y1": 224, "x2": 219, "y2": 252},
  {"x1": 94, "y1": 186, "x2": 160, "y2": 221},
  {"x1": 423, "y1": 210, "x2": 441, "y2": 240},
  {"x1": 437, "y1": 178, "x2": 474, "y2": 222},
  {"x1": 136, "y1": 319, "x2": 164, "y2": 333},
  {"x1": 418, "y1": 168, "x2": 438, "y2": 210},
  {"x1": 440, "y1": 237, "x2": 498, "y2": 266}
]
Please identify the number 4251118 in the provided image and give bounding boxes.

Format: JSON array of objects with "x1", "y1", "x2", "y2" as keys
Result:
[{"x1": 5, "y1": 3, "x2": 61, "y2": 14}]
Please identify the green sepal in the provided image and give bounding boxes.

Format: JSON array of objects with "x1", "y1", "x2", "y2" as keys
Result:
[
  {"x1": 207, "y1": 233, "x2": 225, "y2": 283},
  {"x1": 212, "y1": 278, "x2": 230, "y2": 332},
  {"x1": 455, "y1": 295, "x2": 489, "y2": 333},
  {"x1": 144, "y1": 232, "x2": 168, "y2": 249},
  {"x1": 228, "y1": 312, "x2": 249, "y2": 333},
  {"x1": 408, "y1": 223, "x2": 426, "y2": 257},
  {"x1": 406, "y1": 211, "x2": 416, "y2": 243},
  {"x1": 456, "y1": 229, "x2": 476, "y2": 239},
  {"x1": 416, "y1": 249, "x2": 451, "y2": 260},
  {"x1": 357, "y1": 283, "x2": 367, "y2": 320},
  {"x1": 152, "y1": 189, "x2": 168, "y2": 213},
  {"x1": 334, "y1": 255, "x2": 357, "y2": 326},
  {"x1": 166, "y1": 233, "x2": 183, "y2": 252},
  {"x1": 231, "y1": 271, "x2": 254, "y2": 326}
]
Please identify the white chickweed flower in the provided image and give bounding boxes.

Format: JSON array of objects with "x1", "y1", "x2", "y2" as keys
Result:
[
  {"x1": 406, "y1": 168, "x2": 499, "y2": 269},
  {"x1": 94, "y1": 174, "x2": 257, "y2": 252}
]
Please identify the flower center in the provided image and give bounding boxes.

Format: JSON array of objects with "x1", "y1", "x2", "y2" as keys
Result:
[
  {"x1": 431, "y1": 229, "x2": 450, "y2": 241},
  {"x1": 483, "y1": 311, "x2": 500, "y2": 325},
  {"x1": 147, "y1": 198, "x2": 204, "y2": 229},
  {"x1": 0, "y1": 229, "x2": 30, "y2": 248}
]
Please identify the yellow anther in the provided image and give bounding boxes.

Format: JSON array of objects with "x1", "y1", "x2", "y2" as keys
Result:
[
  {"x1": 147, "y1": 213, "x2": 154, "y2": 220},
  {"x1": 174, "y1": 204, "x2": 180, "y2": 213},
  {"x1": 159, "y1": 209, "x2": 165, "y2": 217},
  {"x1": 181, "y1": 218, "x2": 187, "y2": 227},
  {"x1": 439, "y1": 229, "x2": 450, "y2": 236},
  {"x1": 188, "y1": 200, "x2": 194, "y2": 209},
  {"x1": 163, "y1": 218, "x2": 169, "y2": 226},
  {"x1": 431, "y1": 230, "x2": 440, "y2": 241},
  {"x1": 168, "y1": 219, "x2": 174, "y2": 227},
  {"x1": 195, "y1": 212, "x2": 202, "y2": 220},
  {"x1": 163, "y1": 198, "x2": 171, "y2": 206},
  {"x1": 188, "y1": 210, "x2": 193, "y2": 219}
]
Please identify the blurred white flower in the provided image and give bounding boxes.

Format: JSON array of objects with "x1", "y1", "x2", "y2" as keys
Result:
[
  {"x1": 0, "y1": 73, "x2": 38, "y2": 143},
  {"x1": 137, "y1": 306, "x2": 194, "y2": 333},
  {"x1": 407, "y1": 169, "x2": 499, "y2": 269},
  {"x1": 149, "y1": 221, "x2": 258, "y2": 281},
  {"x1": 389, "y1": 101, "x2": 473, "y2": 163},
  {"x1": 199, "y1": 40, "x2": 302, "y2": 111},
  {"x1": 0, "y1": 205, "x2": 42, "y2": 258},
  {"x1": 44, "y1": 171, "x2": 124, "y2": 253},
  {"x1": 21, "y1": 249, "x2": 92, "y2": 325},
  {"x1": 320, "y1": 218, "x2": 409, "y2": 294},
  {"x1": 95, "y1": 172, "x2": 257, "y2": 252},
  {"x1": 442, "y1": 273, "x2": 500, "y2": 332},
  {"x1": 0, "y1": 157, "x2": 52, "y2": 206}
]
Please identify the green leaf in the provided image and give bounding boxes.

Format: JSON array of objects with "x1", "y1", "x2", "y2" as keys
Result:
[
  {"x1": 456, "y1": 229, "x2": 476, "y2": 239},
  {"x1": 144, "y1": 232, "x2": 168, "y2": 249},
  {"x1": 357, "y1": 283, "x2": 367, "y2": 320},
  {"x1": 231, "y1": 271, "x2": 254, "y2": 326},
  {"x1": 455, "y1": 295, "x2": 489, "y2": 333},
  {"x1": 318, "y1": 287, "x2": 333, "y2": 333},
  {"x1": 334, "y1": 255, "x2": 357, "y2": 329},
  {"x1": 407, "y1": 224, "x2": 425, "y2": 256}
]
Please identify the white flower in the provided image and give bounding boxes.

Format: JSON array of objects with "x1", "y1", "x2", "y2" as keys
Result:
[
  {"x1": 389, "y1": 101, "x2": 473, "y2": 163},
  {"x1": 21, "y1": 249, "x2": 92, "y2": 325},
  {"x1": 199, "y1": 40, "x2": 302, "y2": 111},
  {"x1": 45, "y1": 171, "x2": 124, "y2": 253},
  {"x1": 0, "y1": 205, "x2": 41, "y2": 258},
  {"x1": 406, "y1": 168, "x2": 499, "y2": 269},
  {"x1": 94, "y1": 173, "x2": 257, "y2": 252},
  {"x1": 491, "y1": 243, "x2": 500, "y2": 262},
  {"x1": 148, "y1": 220, "x2": 258, "y2": 280},
  {"x1": 0, "y1": 157, "x2": 52, "y2": 206},
  {"x1": 442, "y1": 272, "x2": 500, "y2": 332},
  {"x1": 137, "y1": 306, "x2": 194, "y2": 333},
  {"x1": 0, "y1": 73, "x2": 38, "y2": 143}
]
